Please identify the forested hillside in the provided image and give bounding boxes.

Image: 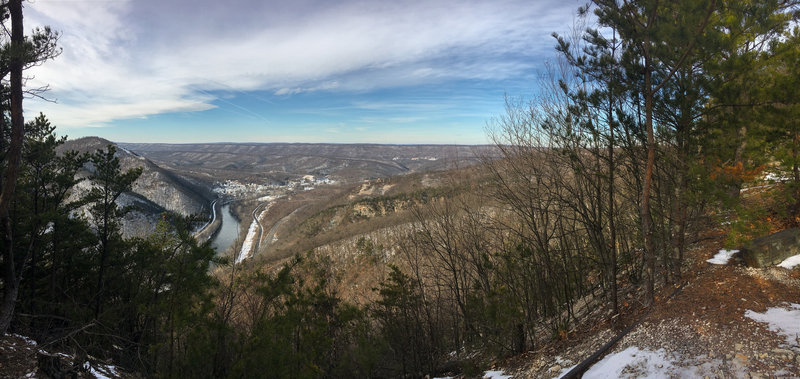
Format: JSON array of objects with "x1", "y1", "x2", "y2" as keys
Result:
[{"x1": 1, "y1": 0, "x2": 800, "y2": 378}]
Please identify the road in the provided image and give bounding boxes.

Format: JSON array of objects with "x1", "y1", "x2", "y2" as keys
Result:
[
  {"x1": 250, "y1": 202, "x2": 267, "y2": 255},
  {"x1": 194, "y1": 198, "x2": 219, "y2": 240}
]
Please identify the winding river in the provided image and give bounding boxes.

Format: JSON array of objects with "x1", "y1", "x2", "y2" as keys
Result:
[{"x1": 210, "y1": 204, "x2": 241, "y2": 254}]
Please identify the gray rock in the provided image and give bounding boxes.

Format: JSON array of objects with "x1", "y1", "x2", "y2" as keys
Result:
[
  {"x1": 771, "y1": 348, "x2": 793, "y2": 357},
  {"x1": 741, "y1": 228, "x2": 800, "y2": 268}
]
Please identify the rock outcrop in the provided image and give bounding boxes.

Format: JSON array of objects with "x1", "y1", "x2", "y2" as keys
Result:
[{"x1": 741, "y1": 228, "x2": 800, "y2": 268}]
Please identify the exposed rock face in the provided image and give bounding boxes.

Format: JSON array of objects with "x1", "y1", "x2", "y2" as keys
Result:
[{"x1": 741, "y1": 228, "x2": 800, "y2": 268}]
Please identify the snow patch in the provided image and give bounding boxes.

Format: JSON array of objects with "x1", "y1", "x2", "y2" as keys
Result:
[
  {"x1": 87, "y1": 362, "x2": 119, "y2": 379},
  {"x1": 745, "y1": 303, "x2": 800, "y2": 347},
  {"x1": 9, "y1": 333, "x2": 37, "y2": 346},
  {"x1": 584, "y1": 347, "x2": 673, "y2": 378},
  {"x1": 706, "y1": 249, "x2": 738, "y2": 265},
  {"x1": 778, "y1": 254, "x2": 800, "y2": 269},
  {"x1": 236, "y1": 221, "x2": 260, "y2": 264},
  {"x1": 764, "y1": 172, "x2": 791, "y2": 182},
  {"x1": 236, "y1": 203, "x2": 272, "y2": 264},
  {"x1": 583, "y1": 347, "x2": 726, "y2": 378},
  {"x1": 483, "y1": 370, "x2": 512, "y2": 379}
]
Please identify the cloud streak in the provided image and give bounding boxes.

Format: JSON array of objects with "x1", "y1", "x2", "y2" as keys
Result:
[{"x1": 24, "y1": 0, "x2": 579, "y2": 130}]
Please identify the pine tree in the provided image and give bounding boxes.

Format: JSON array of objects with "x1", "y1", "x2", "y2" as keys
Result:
[
  {"x1": 85, "y1": 145, "x2": 141, "y2": 318},
  {"x1": 0, "y1": 0, "x2": 61, "y2": 334}
]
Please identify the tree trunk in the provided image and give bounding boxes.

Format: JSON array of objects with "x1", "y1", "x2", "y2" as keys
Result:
[
  {"x1": 608, "y1": 92, "x2": 618, "y2": 317},
  {"x1": 0, "y1": 0, "x2": 26, "y2": 334},
  {"x1": 641, "y1": 53, "x2": 656, "y2": 307},
  {"x1": 94, "y1": 199, "x2": 110, "y2": 319},
  {"x1": 0, "y1": 218, "x2": 17, "y2": 332}
]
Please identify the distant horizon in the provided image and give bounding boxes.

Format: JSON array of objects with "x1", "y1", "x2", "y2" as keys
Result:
[{"x1": 73, "y1": 135, "x2": 499, "y2": 147}]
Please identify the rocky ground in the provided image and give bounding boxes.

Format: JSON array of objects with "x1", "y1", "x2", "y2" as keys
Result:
[
  {"x1": 0, "y1": 333, "x2": 125, "y2": 379},
  {"x1": 496, "y1": 232, "x2": 800, "y2": 378}
]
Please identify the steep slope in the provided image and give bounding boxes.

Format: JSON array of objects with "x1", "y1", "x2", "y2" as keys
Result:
[
  {"x1": 217, "y1": 164, "x2": 485, "y2": 269},
  {"x1": 501, "y1": 235, "x2": 800, "y2": 378},
  {"x1": 58, "y1": 137, "x2": 214, "y2": 238},
  {"x1": 61, "y1": 137, "x2": 213, "y2": 218}
]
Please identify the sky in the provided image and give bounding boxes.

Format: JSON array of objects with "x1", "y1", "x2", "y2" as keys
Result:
[{"x1": 24, "y1": 0, "x2": 582, "y2": 144}]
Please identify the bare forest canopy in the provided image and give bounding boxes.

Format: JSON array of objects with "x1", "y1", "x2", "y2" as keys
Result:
[
  {"x1": 118, "y1": 141, "x2": 498, "y2": 183},
  {"x1": 1, "y1": 1, "x2": 800, "y2": 378}
]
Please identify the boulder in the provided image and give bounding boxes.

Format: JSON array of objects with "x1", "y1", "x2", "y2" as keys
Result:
[{"x1": 741, "y1": 228, "x2": 800, "y2": 268}]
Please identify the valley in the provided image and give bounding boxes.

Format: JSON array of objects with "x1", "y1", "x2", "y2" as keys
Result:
[
  {"x1": 51, "y1": 136, "x2": 800, "y2": 379},
  {"x1": 67, "y1": 138, "x2": 494, "y2": 263}
]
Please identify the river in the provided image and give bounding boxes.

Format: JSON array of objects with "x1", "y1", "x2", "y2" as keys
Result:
[{"x1": 210, "y1": 203, "x2": 241, "y2": 254}]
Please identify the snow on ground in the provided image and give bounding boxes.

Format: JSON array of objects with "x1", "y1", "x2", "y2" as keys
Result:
[
  {"x1": 580, "y1": 346, "x2": 728, "y2": 379},
  {"x1": 236, "y1": 203, "x2": 272, "y2": 264},
  {"x1": 778, "y1": 254, "x2": 800, "y2": 269},
  {"x1": 763, "y1": 172, "x2": 791, "y2": 182},
  {"x1": 583, "y1": 347, "x2": 673, "y2": 378},
  {"x1": 87, "y1": 362, "x2": 119, "y2": 379},
  {"x1": 236, "y1": 221, "x2": 260, "y2": 264},
  {"x1": 745, "y1": 303, "x2": 800, "y2": 347},
  {"x1": 3, "y1": 333, "x2": 123, "y2": 378},
  {"x1": 706, "y1": 249, "x2": 738, "y2": 265},
  {"x1": 483, "y1": 370, "x2": 512, "y2": 379},
  {"x1": 10, "y1": 334, "x2": 37, "y2": 346},
  {"x1": 434, "y1": 371, "x2": 510, "y2": 379}
]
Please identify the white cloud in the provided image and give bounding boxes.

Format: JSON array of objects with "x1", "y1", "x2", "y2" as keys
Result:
[{"x1": 23, "y1": 0, "x2": 580, "y2": 129}]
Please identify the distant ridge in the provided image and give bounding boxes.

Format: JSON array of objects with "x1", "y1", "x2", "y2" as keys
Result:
[{"x1": 118, "y1": 142, "x2": 497, "y2": 183}]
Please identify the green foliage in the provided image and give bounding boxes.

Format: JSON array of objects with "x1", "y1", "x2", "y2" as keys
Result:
[
  {"x1": 230, "y1": 253, "x2": 377, "y2": 378},
  {"x1": 11, "y1": 116, "x2": 94, "y2": 341},
  {"x1": 121, "y1": 215, "x2": 219, "y2": 375},
  {"x1": 372, "y1": 264, "x2": 440, "y2": 377},
  {"x1": 726, "y1": 204, "x2": 771, "y2": 247},
  {"x1": 4, "y1": 115, "x2": 220, "y2": 376},
  {"x1": 355, "y1": 236, "x2": 383, "y2": 263},
  {"x1": 84, "y1": 144, "x2": 143, "y2": 319},
  {"x1": 465, "y1": 282, "x2": 526, "y2": 355}
]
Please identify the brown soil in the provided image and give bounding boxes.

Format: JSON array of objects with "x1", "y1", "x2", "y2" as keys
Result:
[
  {"x1": 503, "y1": 230, "x2": 800, "y2": 378},
  {"x1": 0, "y1": 333, "x2": 39, "y2": 378}
]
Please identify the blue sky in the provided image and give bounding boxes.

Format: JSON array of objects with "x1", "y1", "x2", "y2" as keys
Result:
[{"x1": 25, "y1": 0, "x2": 581, "y2": 144}]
